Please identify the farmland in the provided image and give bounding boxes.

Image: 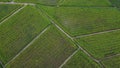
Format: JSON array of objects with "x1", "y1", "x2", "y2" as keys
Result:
[
  {"x1": 0, "y1": 5, "x2": 50, "y2": 64},
  {"x1": 6, "y1": 25, "x2": 77, "y2": 68},
  {"x1": 40, "y1": 6, "x2": 120, "y2": 37},
  {"x1": 0, "y1": 0, "x2": 120, "y2": 68},
  {"x1": 0, "y1": 4, "x2": 22, "y2": 23},
  {"x1": 62, "y1": 50, "x2": 100, "y2": 68}
]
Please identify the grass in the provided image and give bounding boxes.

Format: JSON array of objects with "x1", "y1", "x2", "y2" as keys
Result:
[
  {"x1": 63, "y1": 50, "x2": 100, "y2": 68},
  {"x1": 15, "y1": 0, "x2": 60, "y2": 5},
  {"x1": 76, "y1": 30, "x2": 120, "y2": 59},
  {"x1": 6, "y1": 25, "x2": 77, "y2": 68},
  {"x1": 0, "y1": 5, "x2": 50, "y2": 64},
  {"x1": 109, "y1": 0, "x2": 120, "y2": 8},
  {"x1": 101, "y1": 55, "x2": 120, "y2": 68},
  {"x1": 60, "y1": 0, "x2": 112, "y2": 7},
  {"x1": 40, "y1": 6, "x2": 120, "y2": 37},
  {"x1": 0, "y1": 4, "x2": 22, "y2": 23}
]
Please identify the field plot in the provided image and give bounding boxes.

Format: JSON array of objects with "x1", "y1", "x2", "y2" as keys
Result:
[
  {"x1": 41, "y1": 6, "x2": 120, "y2": 37},
  {"x1": 63, "y1": 50, "x2": 100, "y2": 68},
  {"x1": 102, "y1": 55, "x2": 120, "y2": 68},
  {"x1": 109, "y1": 0, "x2": 120, "y2": 8},
  {"x1": 0, "y1": 4, "x2": 22, "y2": 23},
  {"x1": 6, "y1": 25, "x2": 77, "y2": 68},
  {"x1": 0, "y1": 5, "x2": 50, "y2": 64},
  {"x1": 15, "y1": 0, "x2": 60, "y2": 5},
  {"x1": 60, "y1": 0, "x2": 112, "y2": 7},
  {"x1": 76, "y1": 30, "x2": 120, "y2": 59}
]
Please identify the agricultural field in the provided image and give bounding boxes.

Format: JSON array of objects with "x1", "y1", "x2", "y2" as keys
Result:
[
  {"x1": 0, "y1": 5, "x2": 51, "y2": 64},
  {"x1": 40, "y1": 6, "x2": 120, "y2": 37},
  {"x1": 76, "y1": 30, "x2": 120, "y2": 59},
  {"x1": 0, "y1": 4, "x2": 22, "y2": 23},
  {"x1": 0, "y1": 0, "x2": 120, "y2": 68},
  {"x1": 6, "y1": 25, "x2": 77, "y2": 68},
  {"x1": 102, "y1": 55, "x2": 120, "y2": 68},
  {"x1": 62, "y1": 50, "x2": 100, "y2": 68},
  {"x1": 109, "y1": 0, "x2": 120, "y2": 8}
]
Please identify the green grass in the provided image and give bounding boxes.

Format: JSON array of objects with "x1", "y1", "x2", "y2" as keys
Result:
[
  {"x1": 109, "y1": 0, "x2": 120, "y2": 8},
  {"x1": 102, "y1": 55, "x2": 120, "y2": 68},
  {"x1": 76, "y1": 30, "x2": 120, "y2": 59},
  {"x1": 63, "y1": 50, "x2": 100, "y2": 68},
  {"x1": 0, "y1": 4, "x2": 22, "y2": 23},
  {"x1": 6, "y1": 25, "x2": 77, "y2": 68},
  {"x1": 15, "y1": 0, "x2": 60, "y2": 5},
  {"x1": 0, "y1": 5, "x2": 50, "y2": 64},
  {"x1": 60, "y1": 0, "x2": 112, "y2": 7},
  {"x1": 40, "y1": 6, "x2": 120, "y2": 37}
]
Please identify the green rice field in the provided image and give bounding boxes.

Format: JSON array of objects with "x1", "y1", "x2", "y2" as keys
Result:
[{"x1": 0, "y1": 0, "x2": 120, "y2": 68}]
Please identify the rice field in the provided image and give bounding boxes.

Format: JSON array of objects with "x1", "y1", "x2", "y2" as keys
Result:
[
  {"x1": 62, "y1": 50, "x2": 100, "y2": 68},
  {"x1": 40, "y1": 6, "x2": 120, "y2": 37},
  {"x1": 0, "y1": 4, "x2": 22, "y2": 23},
  {"x1": 0, "y1": 5, "x2": 50, "y2": 64},
  {"x1": 6, "y1": 25, "x2": 77, "y2": 68},
  {"x1": 0, "y1": 0, "x2": 120, "y2": 68}
]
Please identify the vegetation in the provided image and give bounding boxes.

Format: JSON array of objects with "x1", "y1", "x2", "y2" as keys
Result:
[
  {"x1": 63, "y1": 50, "x2": 100, "y2": 68},
  {"x1": 0, "y1": 5, "x2": 50, "y2": 64},
  {"x1": 40, "y1": 6, "x2": 120, "y2": 37},
  {"x1": 76, "y1": 30, "x2": 120, "y2": 59},
  {"x1": 102, "y1": 55, "x2": 120, "y2": 68},
  {"x1": 0, "y1": 4, "x2": 22, "y2": 23},
  {"x1": 6, "y1": 25, "x2": 77, "y2": 68},
  {"x1": 109, "y1": 0, "x2": 120, "y2": 8}
]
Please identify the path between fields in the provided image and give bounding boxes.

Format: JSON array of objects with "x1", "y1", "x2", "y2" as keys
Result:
[
  {"x1": 74, "y1": 28, "x2": 120, "y2": 38},
  {"x1": 0, "y1": 61, "x2": 4, "y2": 68},
  {"x1": 39, "y1": 7, "x2": 104, "y2": 68},
  {"x1": 4, "y1": 26, "x2": 50, "y2": 67},
  {"x1": 100, "y1": 53, "x2": 120, "y2": 61},
  {"x1": 0, "y1": 4, "x2": 26, "y2": 25},
  {"x1": 59, "y1": 48, "x2": 80, "y2": 68}
]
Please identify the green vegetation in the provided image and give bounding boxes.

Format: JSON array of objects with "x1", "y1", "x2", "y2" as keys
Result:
[
  {"x1": 0, "y1": 4, "x2": 22, "y2": 23},
  {"x1": 63, "y1": 50, "x2": 100, "y2": 68},
  {"x1": 15, "y1": 0, "x2": 60, "y2": 5},
  {"x1": 40, "y1": 6, "x2": 120, "y2": 37},
  {"x1": 60, "y1": 0, "x2": 112, "y2": 7},
  {"x1": 102, "y1": 55, "x2": 120, "y2": 68},
  {"x1": 109, "y1": 0, "x2": 120, "y2": 8},
  {"x1": 6, "y1": 25, "x2": 77, "y2": 68},
  {"x1": 76, "y1": 30, "x2": 120, "y2": 59},
  {"x1": 0, "y1": 5, "x2": 50, "y2": 64}
]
